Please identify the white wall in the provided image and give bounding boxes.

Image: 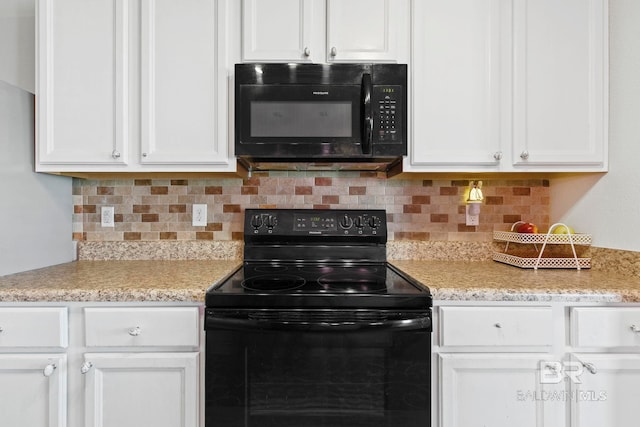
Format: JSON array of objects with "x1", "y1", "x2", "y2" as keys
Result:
[
  {"x1": 0, "y1": 0, "x2": 35, "y2": 94},
  {"x1": 550, "y1": 0, "x2": 640, "y2": 251},
  {"x1": 0, "y1": 81, "x2": 74, "y2": 276}
]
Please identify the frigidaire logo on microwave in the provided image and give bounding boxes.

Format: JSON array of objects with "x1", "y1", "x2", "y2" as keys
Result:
[{"x1": 312, "y1": 91, "x2": 329, "y2": 95}]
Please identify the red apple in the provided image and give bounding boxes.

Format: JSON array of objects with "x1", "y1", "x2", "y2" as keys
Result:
[{"x1": 516, "y1": 222, "x2": 538, "y2": 233}]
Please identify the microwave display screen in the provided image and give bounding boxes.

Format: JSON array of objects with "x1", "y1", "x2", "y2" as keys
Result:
[{"x1": 251, "y1": 101, "x2": 352, "y2": 138}]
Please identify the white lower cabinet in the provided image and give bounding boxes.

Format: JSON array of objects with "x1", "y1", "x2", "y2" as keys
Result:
[
  {"x1": 569, "y1": 354, "x2": 640, "y2": 427},
  {"x1": 569, "y1": 307, "x2": 640, "y2": 427},
  {"x1": 440, "y1": 354, "x2": 564, "y2": 427},
  {"x1": 0, "y1": 307, "x2": 68, "y2": 427},
  {"x1": 0, "y1": 303, "x2": 202, "y2": 427},
  {"x1": 435, "y1": 303, "x2": 640, "y2": 427},
  {"x1": 435, "y1": 304, "x2": 563, "y2": 427},
  {"x1": 78, "y1": 306, "x2": 201, "y2": 427},
  {"x1": 83, "y1": 352, "x2": 199, "y2": 427},
  {"x1": 0, "y1": 353, "x2": 67, "y2": 427}
]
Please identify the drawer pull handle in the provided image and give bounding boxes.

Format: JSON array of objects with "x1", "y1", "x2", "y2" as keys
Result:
[
  {"x1": 128, "y1": 326, "x2": 142, "y2": 336},
  {"x1": 582, "y1": 361, "x2": 597, "y2": 375},
  {"x1": 43, "y1": 363, "x2": 56, "y2": 377},
  {"x1": 630, "y1": 325, "x2": 640, "y2": 333},
  {"x1": 494, "y1": 323, "x2": 502, "y2": 329},
  {"x1": 80, "y1": 361, "x2": 93, "y2": 374}
]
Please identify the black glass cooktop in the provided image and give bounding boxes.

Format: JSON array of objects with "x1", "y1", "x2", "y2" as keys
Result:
[{"x1": 206, "y1": 262, "x2": 431, "y2": 309}]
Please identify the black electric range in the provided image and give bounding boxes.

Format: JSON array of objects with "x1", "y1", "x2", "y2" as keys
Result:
[
  {"x1": 205, "y1": 209, "x2": 432, "y2": 427},
  {"x1": 205, "y1": 208, "x2": 432, "y2": 310}
]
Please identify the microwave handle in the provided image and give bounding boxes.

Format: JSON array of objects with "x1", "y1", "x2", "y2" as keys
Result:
[{"x1": 361, "y1": 73, "x2": 373, "y2": 155}]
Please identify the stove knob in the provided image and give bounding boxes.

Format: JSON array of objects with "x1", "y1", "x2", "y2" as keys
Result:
[
  {"x1": 265, "y1": 215, "x2": 277, "y2": 229},
  {"x1": 339, "y1": 214, "x2": 353, "y2": 229},
  {"x1": 369, "y1": 216, "x2": 380, "y2": 228},
  {"x1": 354, "y1": 216, "x2": 365, "y2": 229},
  {"x1": 250, "y1": 215, "x2": 263, "y2": 229}
]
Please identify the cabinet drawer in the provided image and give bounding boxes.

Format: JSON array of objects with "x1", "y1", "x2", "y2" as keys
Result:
[
  {"x1": 439, "y1": 306, "x2": 553, "y2": 348},
  {"x1": 84, "y1": 307, "x2": 199, "y2": 348},
  {"x1": 0, "y1": 307, "x2": 67, "y2": 348},
  {"x1": 571, "y1": 307, "x2": 640, "y2": 348}
]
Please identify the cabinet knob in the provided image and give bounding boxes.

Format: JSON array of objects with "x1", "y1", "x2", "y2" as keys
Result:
[
  {"x1": 494, "y1": 323, "x2": 502, "y2": 329},
  {"x1": 128, "y1": 326, "x2": 142, "y2": 336},
  {"x1": 520, "y1": 150, "x2": 529, "y2": 160},
  {"x1": 630, "y1": 324, "x2": 640, "y2": 333},
  {"x1": 142, "y1": 152, "x2": 148, "y2": 158},
  {"x1": 303, "y1": 47, "x2": 311, "y2": 57},
  {"x1": 112, "y1": 150, "x2": 121, "y2": 159},
  {"x1": 43, "y1": 363, "x2": 57, "y2": 377},
  {"x1": 493, "y1": 151, "x2": 503, "y2": 161},
  {"x1": 80, "y1": 361, "x2": 93, "y2": 374},
  {"x1": 0, "y1": 326, "x2": 3, "y2": 333},
  {"x1": 330, "y1": 47, "x2": 337, "y2": 57}
]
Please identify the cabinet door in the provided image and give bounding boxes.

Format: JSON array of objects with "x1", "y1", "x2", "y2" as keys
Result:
[
  {"x1": 140, "y1": 0, "x2": 232, "y2": 166},
  {"x1": 37, "y1": 0, "x2": 129, "y2": 167},
  {"x1": 511, "y1": 0, "x2": 607, "y2": 170},
  {"x1": 406, "y1": 0, "x2": 505, "y2": 171},
  {"x1": 570, "y1": 354, "x2": 640, "y2": 427},
  {"x1": 83, "y1": 352, "x2": 198, "y2": 427},
  {"x1": 440, "y1": 354, "x2": 564, "y2": 427},
  {"x1": 326, "y1": 0, "x2": 408, "y2": 63},
  {"x1": 241, "y1": 0, "x2": 324, "y2": 62},
  {"x1": 0, "y1": 354, "x2": 66, "y2": 427}
]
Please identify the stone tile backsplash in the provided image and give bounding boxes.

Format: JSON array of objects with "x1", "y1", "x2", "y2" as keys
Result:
[{"x1": 73, "y1": 173, "x2": 550, "y2": 242}]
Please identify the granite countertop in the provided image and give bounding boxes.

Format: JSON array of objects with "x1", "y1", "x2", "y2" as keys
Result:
[
  {"x1": 391, "y1": 260, "x2": 640, "y2": 303},
  {"x1": 1, "y1": 257, "x2": 640, "y2": 303},
  {"x1": 0, "y1": 260, "x2": 241, "y2": 302}
]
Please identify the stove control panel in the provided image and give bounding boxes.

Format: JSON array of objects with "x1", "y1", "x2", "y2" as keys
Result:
[{"x1": 245, "y1": 209, "x2": 387, "y2": 239}]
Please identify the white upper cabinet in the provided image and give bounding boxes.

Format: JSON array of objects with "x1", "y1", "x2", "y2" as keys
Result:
[
  {"x1": 406, "y1": 0, "x2": 608, "y2": 173},
  {"x1": 406, "y1": 0, "x2": 507, "y2": 171},
  {"x1": 242, "y1": 0, "x2": 324, "y2": 62},
  {"x1": 139, "y1": 0, "x2": 230, "y2": 166},
  {"x1": 240, "y1": 0, "x2": 409, "y2": 63},
  {"x1": 511, "y1": 0, "x2": 608, "y2": 170},
  {"x1": 36, "y1": 0, "x2": 235, "y2": 173},
  {"x1": 37, "y1": 0, "x2": 130, "y2": 166}
]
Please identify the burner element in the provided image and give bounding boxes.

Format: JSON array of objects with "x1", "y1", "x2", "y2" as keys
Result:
[{"x1": 241, "y1": 274, "x2": 306, "y2": 292}]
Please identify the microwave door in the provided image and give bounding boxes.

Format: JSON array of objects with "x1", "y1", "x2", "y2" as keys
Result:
[{"x1": 361, "y1": 73, "x2": 373, "y2": 155}]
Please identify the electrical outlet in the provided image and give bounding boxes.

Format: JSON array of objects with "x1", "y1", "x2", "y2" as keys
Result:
[
  {"x1": 101, "y1": 206, "x2": 115, "y2": 228},
  {"x1": 193, "y1": 204, "x2": 207, "y2": 227},
  {"x1": 465, "y1": 205, "x2": 479, "y2": 226}
]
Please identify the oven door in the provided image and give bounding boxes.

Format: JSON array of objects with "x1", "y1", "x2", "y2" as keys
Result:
[
  {"x1": 205, "y1": 309, "x2": 431, "y2": 427},
  {"x1": 235, "y1": 83, "x2": 368, "y2": 158}
]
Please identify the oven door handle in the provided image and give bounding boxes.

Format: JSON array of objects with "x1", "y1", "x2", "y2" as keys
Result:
[{"x1": 207, "y1": 315, "x2": 431, "y2": 333}]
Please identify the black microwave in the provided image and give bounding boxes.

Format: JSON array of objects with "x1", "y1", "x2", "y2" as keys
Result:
[{"x1": 234, "y1": 63, "x2": 407, "y2": 171}]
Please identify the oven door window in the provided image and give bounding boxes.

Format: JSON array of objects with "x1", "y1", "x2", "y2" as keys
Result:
[
  {"x1": 206, "y1": 321, "x2": 430, "y2": 427},
  {"x1": 237, "y1": 85, "x2": 361, "y2": 144}
]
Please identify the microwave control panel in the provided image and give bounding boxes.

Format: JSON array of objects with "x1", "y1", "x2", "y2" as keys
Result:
[{"x1": 373, "y1": 85, "x2": 403, "y2": 143}]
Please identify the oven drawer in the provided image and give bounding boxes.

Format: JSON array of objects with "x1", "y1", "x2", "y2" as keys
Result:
[
  {"x1": 571, "y1": 307, "x2": 640, "y2": 348},
  {"x1": 0, "y1": 307, "x2": 67, "y2": 348},
  {"x1": 84, "y1": 307, "x2": 199, "y2": 348},
  {"x1": 439, "y1": 306, "x2": 553, "y2": 348}
]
